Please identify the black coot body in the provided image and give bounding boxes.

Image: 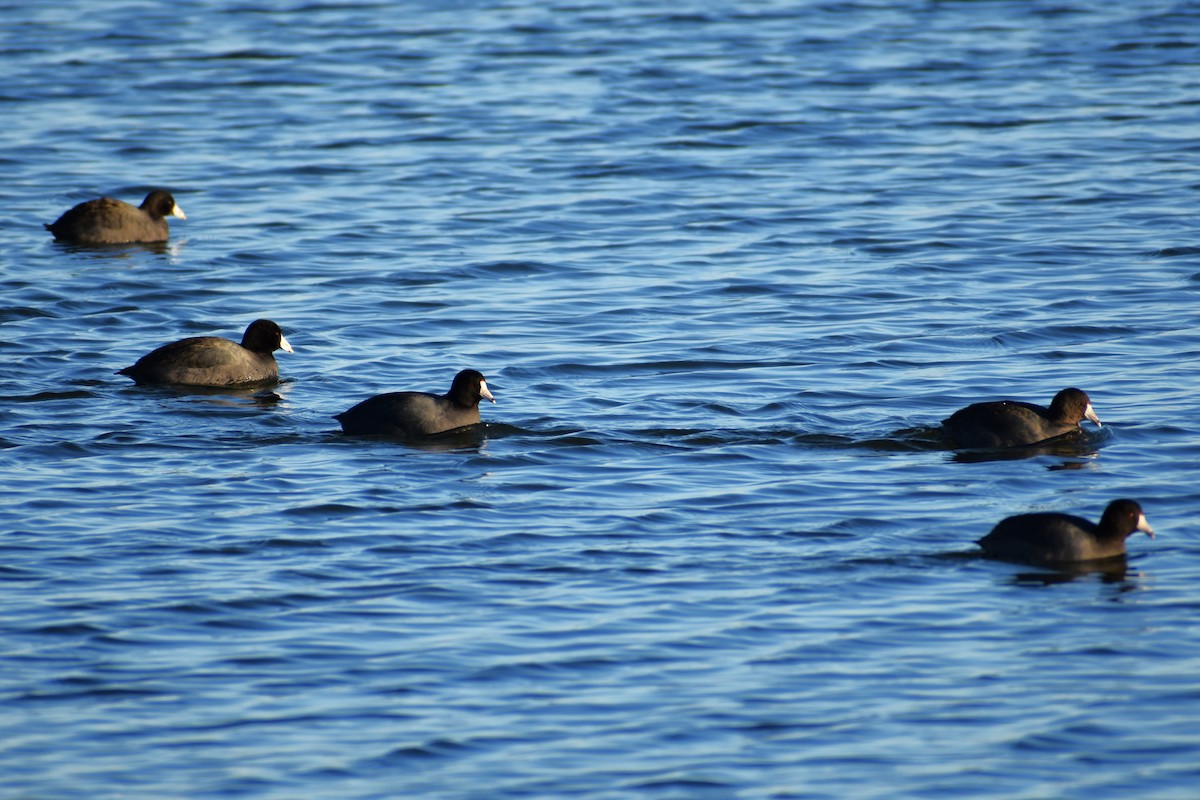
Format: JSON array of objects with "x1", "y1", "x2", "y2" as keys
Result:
[
  {"x1": 46, "y1": 190, "x2": 186, "y2": 244},
  {"x1": 336, "y1": 369, "x2": 494, "y2": 437},
  {"x1": 978, "y1": 499, "x2": 1153, "y2": 565},
  {"x1": 942, "y1": 387, "x2": 1100, "y2": 448},
  {"x1": 118, "y1": 319, "x2": 292, "y2": 387}
]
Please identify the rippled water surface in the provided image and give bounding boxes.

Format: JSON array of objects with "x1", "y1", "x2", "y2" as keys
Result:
[{"x1": 4, "y1": 1, "x2": 1200, "y2": 797}]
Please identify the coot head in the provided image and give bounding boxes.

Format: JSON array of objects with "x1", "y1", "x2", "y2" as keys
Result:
[
  {"x1": 449, "y1": 369, "x2": 495, "y2": 407},
  {"x1": 140, "y1": 190, "x2": 187, "y2": 221},
  {"x1": 1099, "y1": 498, "x2": 1154, "y2": 539},
  {"x1": 241, "y1": 319, "x2": 293, "y2": 354},
  {"x1": 1050, "y1": 387, "x2": 1101, "y2": 426}
]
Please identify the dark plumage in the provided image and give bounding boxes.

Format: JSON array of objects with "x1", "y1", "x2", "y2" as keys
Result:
[
  {"x1": 45, "y1": 190, "x2": 186, "y2": 244},
  {"x1": 335, "y1": 369, "x2": 495, "y2": 437},
  {"x1": 942, "y1": 387, "x2": 1100, "y2": 448},
  {"x1": 978, "y1": 499, "x2": 1153, "y2": 565},
  {"x1": 118, "y1": 319, "x2": 292, "y2": 387}
]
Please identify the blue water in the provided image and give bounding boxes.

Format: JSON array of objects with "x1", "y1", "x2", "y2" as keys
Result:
[{"x1": 3, "y1": 1, "x2": 1200, "y2": 797}]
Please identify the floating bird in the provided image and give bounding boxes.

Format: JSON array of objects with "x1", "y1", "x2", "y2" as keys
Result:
[
  {"x1": 942, "y1": 387, "x2": 1100, "y2": 448},
  {"x1": 118, "y1": 319, "x2": 292, "y2": 387},
  {"x1": 46, "y1": 189, "x2": 186, "y2": 244},
  {"x1": 978, "y1": 499, "x2": 1153, "y2": 565},
  {"x1": 336, "y1": 369, "x2": 494, "y2": 437}
]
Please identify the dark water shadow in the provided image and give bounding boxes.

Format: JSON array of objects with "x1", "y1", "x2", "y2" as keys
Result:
[
  {"x1": 320, "y1": 418, "x2": 1108, "y2": 464},
  {"x1": 116, "y1": 379, "x2": 287, "y2": 408},
  {"x1": 853, "y1": 425, "x2": 946, "y2": 453},
  {"x1": 5, "y1": 388, "x2": 101, "y2": 403},
  {"x1": 49, "y1": 239, "x2": 178, "y2": 258},
  {"x1": 883, "y1": 424, "x2": 1109, "y2": 466},
  {"x1": 330, "y1": 421, "x2": 532, "y2": 452},
  {"x1": 494, "y1": 424, "x2": 937, "y2": 454},
  {"x1": 934, "y1": 549, "x2": 1140, "y2": 588},
  {"x1": 949, "y1": 437, "x2": 1102, "y2": 465},
  {"x1": 1006, "y1": 559, "x2": 1136, "y2": 588}
]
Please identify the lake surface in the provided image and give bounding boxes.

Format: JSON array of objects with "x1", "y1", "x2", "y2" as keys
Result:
[{"x1": 3, "y1": 1, "x2": 1200, "y2": 797}]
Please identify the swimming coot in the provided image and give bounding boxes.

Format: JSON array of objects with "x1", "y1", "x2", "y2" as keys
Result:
[
  {"x1": 335, "y1": 369, "x2": 494, "y2": 437},
  {"x1": 45, "y1": 190, "x2": 186, "y2": 244},
  {"x1": 978, "y1": 499, "x2": 1153, "y2": 565},
  {"x1": 118, "y1": 319, "x2": 292, "y2": 386},
  {"x1": 942, "y1": 387, "x2": 1100, "y2": 448}
]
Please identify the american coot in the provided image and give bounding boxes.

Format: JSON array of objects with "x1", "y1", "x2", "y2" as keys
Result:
[
  {"x1": 118, "y1": 319, "x2": 292, "y2": 387},
  {"x1": 335, "y1": 369, "x2": 495, "y2": 437},
  {"x1": 942, "y1": 387, "x2": 1100, "y2": 449},
  {"x1": 978, "y1": 499, "x2": 1153, "y2": 565},
  {"x1": 45, "y1": 190, "x2": 186, "y2": 244}
]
